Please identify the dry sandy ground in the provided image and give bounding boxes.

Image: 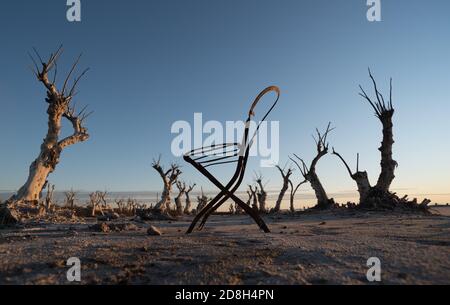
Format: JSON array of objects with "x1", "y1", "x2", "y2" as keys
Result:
[{"x1": 0, "y1": 207, "x2": 449, "y2": 285}]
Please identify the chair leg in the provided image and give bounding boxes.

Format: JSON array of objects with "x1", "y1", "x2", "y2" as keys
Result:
[
  {"x1": 186, "y1": 195, "x2": 224, "y2": 234},
  {"x1": 198, "y1": 200, "x2": 229, "y2": 230},
  {"x1": 234, "y1": 197, "x2": 270, "y2": 233},
  {"x1": 199, "y1": 195, "x2": 270, "y2": 233}
]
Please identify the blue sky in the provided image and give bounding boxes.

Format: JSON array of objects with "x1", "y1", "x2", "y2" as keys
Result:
[{"x1": 0, "y1": 0, "x2": 449, "y2": 203}]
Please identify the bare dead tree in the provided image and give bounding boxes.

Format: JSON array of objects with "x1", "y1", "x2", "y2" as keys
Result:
[
  {"x1": 273, "y1": 164, "x2": 293, "y2": 212},
  {"x1": 97, "y1": 191, "x2": 110, "y2": 211},
  {"x1": 235, "y1": 201, "x2": 243, "y2": 214},
  {"x1": 291, "y1": 123, "x2": 336, "y2": 209},
  {"x1": 64, "y1": 189, "x2": 77, "y2": 209},
  {"x1": 332, "y1": 149, "x2": 371, "y2": 203},
  {"x1": 44, "y1": 183, "x2": 55, "y2": 213},
  {"x1": 89, "y1": 192, "x2": 98, "y2": 217},
  {"x1": 229, "y1": 203, "x2": 235, "y2": 214},
  {"x1": 115, "y1": 199, "x2": 125, "y2": 214},
  {"x1": 196, "y1": 188, "x2": 210, "y2": 213},
  {"x1": 359, "y1": 69, "x2": 397, "y2": 194},
  {"x1": 255, "y1": 173, "x2": 268, "y2": 213},
  {"x1": 175, "y1": 181, "x2": 186, "y2": 215},
  {"x1": 332, "y1": 70, "x2": 399, "y2": 208},
  {"x1": 12, "y1": 47, "x2": 91, "y2": 204},
  {"x1": 183, "y1": 183, "x2": 196, "y2": 214},
  {"x1": 245, "y1": 190, "x2": 252, "y2": 206},
  {"x1": 89, "y1": 191, "x2": 105, "y2": 217},
  {"x1": 152, "y1": 156, "x2": 182, "y2": 213},
  {"x1": 126, "y1": 198, "x2": 138, "y2": 215},
  {"x1": 40, "y1": 180, "x2": 49, "y2": 201},
  {"x1": 288, "y1": 177, "x2": 307, "y2": 213},
  {"x1": 248, "y1": 185, "x2": 259, "y2": 212},
  {"x1": 235, "y1": 190, "x2": 251, "y2": 214}
]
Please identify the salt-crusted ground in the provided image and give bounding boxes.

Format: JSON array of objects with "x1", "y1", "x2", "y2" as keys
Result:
[{"x1": 0, "y1": 207, "x2": 449, "y2": 285}]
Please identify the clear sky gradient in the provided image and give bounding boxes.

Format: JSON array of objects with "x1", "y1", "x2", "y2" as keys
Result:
[{"x1": 1, "y1": 0, "x2": 449, "y2": 203}]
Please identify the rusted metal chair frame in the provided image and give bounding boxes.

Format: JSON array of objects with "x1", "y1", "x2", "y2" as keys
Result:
[{"x1": 184, "y1": 86, "x2": 280, "y2": 234}]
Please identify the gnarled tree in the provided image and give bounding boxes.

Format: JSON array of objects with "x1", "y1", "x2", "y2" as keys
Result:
[
  {"x1": 196, "y1": 188, "x2": 210, "y2": 214},
  {"x1": 288, "y1": 177, "x2": 307, "y2": 213},
  {"x1": 175, "y1": 181, "x2": 186, "y2": 215},
  {"x1": 273, "y1": 164, "x2": 293, "y2": 213},
  {"x1": 291, "y1": 123, "x2": 336, "y2": 209},
  {"x1": 235, "y1": 190, "x2": 252, "y2": 214},
  {"x1": 44, "y1": 183, "x2": 55, "y2": 213},
  {"x1": 332, "y1": 150, "x2": 371, "y2": 203},
  {"x1": 248, "y1": 185, "x2": 259, "y2": 212},
  {"x1": 183, "y1": 183, "x2": 196, "y2": 214},
  {"x1": 13, "y1": 47, "x2": 91, "y2": 203},
  {"x1": 359, "y1": 70, "x2": 397, "y2": 195},
  {"x1": 255, "y1": 173, "x2": 267, "y2": 213},
  {"x1": 64, "y1": 189, "x2": 77, "y2": 209},
  {"x1": 89, "y1": 191, "x2": 104, "y2": 217},
  {"x1": 333, "y1": 70, "x2": 399, "y2": 208},
  {"x1": 152, "y1": 157, "x2": 182, "y2": 213}
]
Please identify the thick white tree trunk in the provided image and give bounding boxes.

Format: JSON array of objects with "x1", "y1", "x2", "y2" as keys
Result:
[
  {"x1": 154, "y1": 183, "x2": 172, "y2": 212},
  {"x1": 183, "y1": 183, "x2": 195, "y2": 214},
  {"x1": 174, "y1": 181, "x2": 186, "y2": 215},
  {"x1": 16, "y1": 160, "x2": 54, "y2": 202},
  {"x1": 2, "y1": 48, "x2": 90, "y2": 223},
  {"x1": 15, "y1": 110, "x2": 62, "y2": 201},
  {"x1": 12, "y1": 49, "x2": 89, "y2": 204},
  {"x1": 353, "y1": 172, "x2": 371, "y2": 203},
  {"x1": 152, "y1": 159, "x2": 181, "y2": 213}
]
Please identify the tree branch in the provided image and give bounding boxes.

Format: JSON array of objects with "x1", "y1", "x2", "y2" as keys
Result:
[{"x1": 332, "y1": 147, "x2": 354, "y2": 178}]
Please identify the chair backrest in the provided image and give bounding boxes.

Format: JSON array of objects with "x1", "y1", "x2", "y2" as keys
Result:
[
  {"x1": 239, "y1": 86, "x2": 281, "y2": 158},
  {"x1": 184, "y1": 86, "x2": 280, "y2": 174}
]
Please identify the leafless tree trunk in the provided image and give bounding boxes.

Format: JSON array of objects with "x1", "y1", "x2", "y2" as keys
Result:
[
  {"x1": 234, "y1": 201, "x2": 243, "y2": 214},
  {"x1": 64, "y1": 189, "x2": 76, "y2": 209},
  {"x1": 291, "y1": 123, "x2": 336, "y2": 209},
  {"x1": 126, "y1": 198, "x2": 137, "y2": 215},
  {"x1": 359, "y1": 69, "x2": 397, "y2": 194},
  {"x1": 248, "y1": 185, "x2": 259, "y2": 212},
  {"x1": 152, "y1": 157, "x2": 182, "y2": 213},
  {"x1": 44, "y1": 183, "x2": 55, "y2": 213},
  {"x1": 175, "y1": 181, "x2": 186, "y2": 215},
  {"x1": 288, "y1": 178, "x2": 307, "y2": 213},
  {"x1": 229, "y1": 203, "x2": 235, "y2": 214},
  {"x1": 273, "y1": 165, "x2": 293, "y2": 212},
  {"x1": 235, "y1": 191, "x2": 251, "y2": 214},
  {"x1": 333, "y1": 70, "x2": 398, "y2": 207},
  {"x1": 245, "y1": 190, "x2": 252, "y2": 207},
  {"x1": 183, "y1": 183, "x2": 196, "y2": 214},
  {"x1": 12, "y1": 47, "x2": 91, "y2": 204},
  {"x1": 89, "y1": 191, "x2": 105, "y2": 217},
  {"x1": 98, "y1": 191, "x2": 110, "y2": 211},
  {"x1": 332, "y1": 150, "x2": 371, "y2": 203},
  {"x1": 115, "y1": 199, "x2": 125, "y2": 214},
  {"x1": 255, "y1": 174, "x2": 268, "y2": 213},
  {"x1": 196, "y1": 188, "x2": 210, "y2": 213}
]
